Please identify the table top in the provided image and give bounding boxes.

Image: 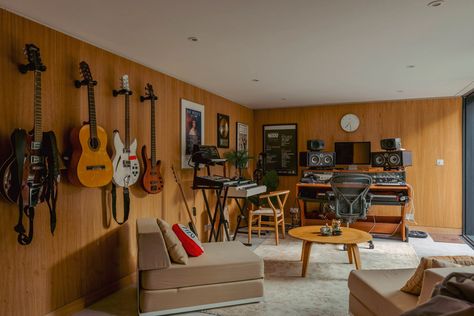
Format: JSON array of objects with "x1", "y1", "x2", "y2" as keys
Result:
[{"x1": 288, "y1": 225, "x2": 372, "y2": 244}]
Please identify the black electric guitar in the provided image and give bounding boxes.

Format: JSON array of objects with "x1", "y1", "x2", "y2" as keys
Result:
[
  {"x1": 0, "y1": 44, "x2": 49, "y2": 245},
  {"x1": 0, "y1": 44, "x2": 47, "y2": 205}
]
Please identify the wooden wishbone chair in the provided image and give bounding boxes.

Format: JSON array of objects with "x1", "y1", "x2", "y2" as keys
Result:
[{"x1": 248, "y1": 190, "x2": 290, "y2": 245}]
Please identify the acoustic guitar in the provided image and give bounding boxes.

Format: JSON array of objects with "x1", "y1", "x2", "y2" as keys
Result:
[
  {"x1": 140, "y1": 84, "x2": 164, "y2": 194},
  {"x1": 68, "y1": 61, "x2": 113, "y2": 187},
  {"x1": 0, "y1": 44, "x2": 47, "y2": 205},
  {"x1": 111, "y1": 75, "x2": 140, "y2": 187}
]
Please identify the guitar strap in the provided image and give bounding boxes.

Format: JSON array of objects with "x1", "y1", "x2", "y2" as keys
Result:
[
  {"x1": 10, "y1": 129, "x2": 33, "y2": 245},
  {"x1": 42, "y1": 131, "x2": 60, "y2": 235},
  {"x1": 111, "y1": 183, "x2": 130, "y2": 225}
]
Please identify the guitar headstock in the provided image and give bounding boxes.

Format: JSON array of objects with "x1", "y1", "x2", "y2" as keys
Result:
[
  {"x1": 19, "y1": 43, "x2": 46, "y2": 73},
  {"x1": 75, "y1": 61, "x2": 97, "y2": 88},
  {"x1": 140, "y1": 83, "x2": 158, "y2": 102},
  {"x1": 121, "y1": 75, "x2": 130, "y2": 92},
  {"x1": 113, "y1": 74, "x2": 132, "y2": 96}
]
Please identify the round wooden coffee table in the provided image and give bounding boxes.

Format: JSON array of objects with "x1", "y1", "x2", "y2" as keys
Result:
[{"x1": 288, "y1": 226, "x2": 372, "y2": 277}]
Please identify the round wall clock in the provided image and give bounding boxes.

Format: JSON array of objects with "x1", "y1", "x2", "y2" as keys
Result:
[{"x1": 340, "y1": 113, "x2": 360, "y2": 132}]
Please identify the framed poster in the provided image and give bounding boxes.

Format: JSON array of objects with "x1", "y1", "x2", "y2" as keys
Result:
[
  {"x1": 236, "y1": 122, "x2": 249, "y2": 167},
  {"x1": 217, "y1": 113, "x2": 230, "y2": 148},
  {"x1": 236, "y1": 122, "x2": 248, "y2": 151},
  {"x1": 181, "y1": 99, "x2": 205, "y2": 169},
  {"x1": 263, "y1": 124, "x2": 298, "y2": 176}
]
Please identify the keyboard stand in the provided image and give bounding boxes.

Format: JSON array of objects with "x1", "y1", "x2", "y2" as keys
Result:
[{"x1": 232, "y1": 197, "x2": 250, "y2": 242}]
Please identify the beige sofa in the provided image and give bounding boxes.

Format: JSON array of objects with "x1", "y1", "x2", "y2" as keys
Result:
[
  {"x1": 136, "y1": 218, "x2": 264, "y2": 315},
  {"x1": 348, "y1": 266, "x2": 474, "y2": 316}
]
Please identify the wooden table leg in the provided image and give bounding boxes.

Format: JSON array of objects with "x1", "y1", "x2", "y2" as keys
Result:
[
  {"x1": 300, "y1": 240, "x2": 307, "y2": 261},
  {"x1": 347, "y1": 244, "x2": 353, "y2": 264},
  {"x1": 301, "y1": 241, "x2": 313, "y2": 277},
  {"x1": 350, "y1": 244, "x2": 362, "y2": 270}
]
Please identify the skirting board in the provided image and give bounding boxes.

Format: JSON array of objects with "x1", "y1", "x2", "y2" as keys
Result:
[
  {"x1": 45, "y1": 272, "x2": 136, "y2": 316},
  {"x1": 138, "y1": 296, "x2": 265, "y2": 316}
]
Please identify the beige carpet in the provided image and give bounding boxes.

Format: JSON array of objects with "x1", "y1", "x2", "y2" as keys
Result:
[
  {"x1": 206, "y1": 237, "x2": 419, "y2": 316},
  {"x1": 76, "y1": 237, "x2": 419, "y2": 316}
]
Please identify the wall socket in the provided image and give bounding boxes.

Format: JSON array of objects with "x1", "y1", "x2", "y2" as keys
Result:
[{"x1": 204, "y1": 224, "x2": 212, "y2": 231}]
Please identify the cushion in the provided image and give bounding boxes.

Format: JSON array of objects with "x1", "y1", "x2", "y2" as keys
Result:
[
  {"x1": 401, "y1": 256, "x2": 474, "y2": 295},
  {"x1": 141, "y1": 241, "x2": 264, "y2": 290},
  {"x1": 136, "y1": 218, "x2": 171, "y2": 270},
  {"x1": 348, "y1": 269, "x2": 418, "y2": 316},
  {"x1": 156, "y1": 218, "x2": 188, "y2": 264},
  {"x1": 172, "y1": 224, "x2": 204, "y2": 257},
  {"x1": 418, "y1": 266, "x2": 474, "y2": 305}
]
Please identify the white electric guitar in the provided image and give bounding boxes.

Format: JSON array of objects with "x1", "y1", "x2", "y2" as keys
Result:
[{"x1": 112, "y1": 75, "x2": 140, "y2": 187}]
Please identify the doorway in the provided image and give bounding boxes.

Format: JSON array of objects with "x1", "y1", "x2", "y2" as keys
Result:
[{"x1": 463, "y1": 91, "x2": 474, "y2": 246}]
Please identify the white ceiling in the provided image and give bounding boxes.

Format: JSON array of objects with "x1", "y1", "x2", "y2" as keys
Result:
[{"x1": 2, "y1": 0, "x2": 474, "y2": 109}]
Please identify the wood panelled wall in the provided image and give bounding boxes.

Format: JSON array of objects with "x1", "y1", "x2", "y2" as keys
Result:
[
  {"x1": 254, "y1": 97, "x2": 462, "y2": 229},
  {"x1": 0, "y1": 9, "x2": 253, "y2": 316}
]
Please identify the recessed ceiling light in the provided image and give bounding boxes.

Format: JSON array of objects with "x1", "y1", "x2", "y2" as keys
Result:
[
  {"x1": 252, "y1": 79, "x2": 259, "y2": 82},
  {"x1": 187, "y1": 36, "x2": 198, "y2": 42},
  {"x1": 406, "y1": 65, "x2": 416, "y2": 68},
  {"x1": 397, "y1": 90, "x2": 404, "y2": 93},
  {"x1": 427, "y1": 0, "x2": 444, "y2": 7}
]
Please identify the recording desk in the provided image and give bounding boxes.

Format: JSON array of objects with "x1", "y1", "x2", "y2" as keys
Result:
[{"x1": 296, "y1": 169, "x2": 413, "y2": 241}]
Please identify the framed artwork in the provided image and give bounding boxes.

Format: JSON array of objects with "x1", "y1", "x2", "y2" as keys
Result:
[
  {"x1": 217, "y1": 113, "x2": 230, "y2": 148},
  {"x1": 263, "y1": 123, "x2": 298, "y2": 176},
  {"x1": 181, "y1": 99, "x2": 205, "y2": 169},
  {"x1": 236, "y1": 122, "x2": 249, "y2": 152}
]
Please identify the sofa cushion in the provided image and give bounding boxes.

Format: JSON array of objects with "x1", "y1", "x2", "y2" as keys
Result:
[
  {"x1": 348, "y1": 269, "x2": 419, "y2": 316},
  {"x1": 136, "y1": 218, "x2": 171, "y2": 271},
  {"x1": 418, "y1": 266, "x2": 474, "y2": 305},
  {"x1": 141, "y1": 241, "x2": 264, "y2": 290},
  {"x1": 172, "y1": 223, "x2": 204, "y2": 257},
  {"x1": 157, "y1": 218, "x2": 188, "y2": 264},
  {"x1": 401, "y1": 256, "x2": 474, "y2": 295}
]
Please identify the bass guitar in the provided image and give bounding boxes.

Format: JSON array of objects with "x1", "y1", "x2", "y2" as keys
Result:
[
  {"x1": 112, "y1": 75, "x2": 139, "y2": 187},
  {"x1": 68, "y1": 61, "x2": 113, "y2": 187},
  {"x1": 140, "y1": 84, "x2": 164, "y2": 194}
]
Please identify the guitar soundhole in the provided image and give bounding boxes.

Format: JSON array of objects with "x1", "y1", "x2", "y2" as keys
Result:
[{"x1": 89, "y1": 137, "x2": 100, "y2": 151}]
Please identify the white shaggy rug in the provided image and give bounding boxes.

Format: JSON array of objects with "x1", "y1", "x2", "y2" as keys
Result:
[{"x1": 206, "y1": 236, "x2": 419, "y2": 316}]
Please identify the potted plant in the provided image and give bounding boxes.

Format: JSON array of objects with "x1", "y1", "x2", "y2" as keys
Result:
[{"x1": 224, "y1": 150, "x2": 252, "y2": 178}]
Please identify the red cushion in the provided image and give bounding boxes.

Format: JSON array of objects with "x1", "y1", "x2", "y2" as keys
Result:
[{"x1": 172, "y1": 224, "x2": 204, "y2": 257}]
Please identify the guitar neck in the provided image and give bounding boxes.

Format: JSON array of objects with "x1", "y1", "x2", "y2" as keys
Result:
[
  {"x1": 125, "y1": 93, "x2": 130, "y2": 149},
  {"x1": 33, "y1": 71, "x2": 42, "y2": 143},
  {"x1": 151, "y1": 99, "x2": 156, "y2": 167},
  {"x1": 87, "y1": 83, "x2": 98, "y2": 139}
]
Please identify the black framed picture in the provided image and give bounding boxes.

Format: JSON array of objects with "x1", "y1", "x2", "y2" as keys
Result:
[
  {"x1": 181, "y1": 99, "x2": 205, "y2": 169},
  {"x1": 263, "y1": 123, "x2": 298, "y2": 176},
  {"x1": 217, "y1": 113, "x2": 230, "y2": 148}
]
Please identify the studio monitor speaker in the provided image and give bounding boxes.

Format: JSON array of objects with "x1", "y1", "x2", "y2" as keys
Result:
[
  {"x1": 299, "y1": 151, "x2": 335, "y2": 168},
  {"x1": 307, "y1": 139, "x2": 325, "y2": 151},
  {"x1": 371, "y1": 150, "x2": 412, "y2": 170},
  {"x1": 381, "y1": 138, "x2": 402, "y2": 151}
]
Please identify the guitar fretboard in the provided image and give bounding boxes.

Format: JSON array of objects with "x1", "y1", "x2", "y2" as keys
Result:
[
  {"x1": 125, "y1": 93, "x2": 130, "y2": 149},
  {"x1": 87, "y1": 83, "x2": 98, "y2": 139},
  {"x1": 151, "y1": 98, "x2": 156, "y2": 167},
  {"x1": 34, "y1": 71, "x2": 42, "y2": 143}
]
